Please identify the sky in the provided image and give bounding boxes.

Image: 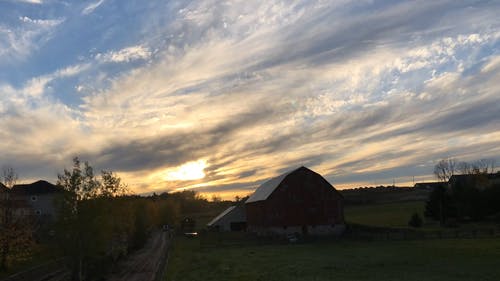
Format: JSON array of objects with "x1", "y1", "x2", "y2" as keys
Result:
[{"x1": 1, "y1": 0, "x2": 500, "y2": 198}]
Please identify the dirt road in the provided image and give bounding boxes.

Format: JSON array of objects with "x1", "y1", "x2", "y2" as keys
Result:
[{"x1": 107, "y1": 231, "x2": 169, "y2": 281}]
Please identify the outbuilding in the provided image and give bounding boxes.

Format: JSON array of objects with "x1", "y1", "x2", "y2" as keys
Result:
[{"x1": 207, "y1": 204, "x2": 246, "y2": 231}]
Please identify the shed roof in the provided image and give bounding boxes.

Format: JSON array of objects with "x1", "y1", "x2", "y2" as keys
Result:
[
  {"x1": 246, "y1": 167, "x2": 304, "y2": 203},
  {"x1": 207, "y1": 206, "x2": 236, "y2": 226},
  {"x1": 11, "y1": 180, "x2": 62, "y2": 195},
  {"x1": 0, "y1": 182, "x2": 8, "y2": 192}
]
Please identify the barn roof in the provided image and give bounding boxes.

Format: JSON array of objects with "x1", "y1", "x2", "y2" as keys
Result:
[
  {"x1": 0, "y1": 182, "x2": 8, "y2": 192},
  {"x1": 246, "y1": 167, "x2": 305, "y2": 203},
  {"x1": 207, "y1": 206, "x2": 236, "y2": 226}
]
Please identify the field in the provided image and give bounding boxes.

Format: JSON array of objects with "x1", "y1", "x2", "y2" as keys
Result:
[
  {"x1": 165, "y1": 236, "x2": 500, "y2": 281},
  {"x1": 165, "y1": 200, "x2": 500, "y2": 281},
  {"x1": 344, "y1": 201, "x2": 426, "y2": 228}
]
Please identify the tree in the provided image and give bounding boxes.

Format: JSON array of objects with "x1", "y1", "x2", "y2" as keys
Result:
[
  {"x1": 2, "y1": 166, "x2": 18, "y2": 188},
  {"x1": 473, "y1": 159, "x2": 496, "y2": 174},
  {"x1": 56, "y1": 157, "x2": 128, "y2": 281},
  {"x1": 0, "y1": 167, "x2": 33, "y2": 271},
  {"x1": 408, "y1": 212, "x2": 423, "y2": 228},
  {"x1": 433, "y1": 158, "x2": 456, "y2": 182},
  {"x1": 424, "y1": 184, "x2": 454, "y2": 225}
]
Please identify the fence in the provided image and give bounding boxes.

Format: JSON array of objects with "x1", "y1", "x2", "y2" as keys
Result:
[
  {"x1": 196, "y1": 225, "x2": 500, "y2": 248},
  {"x1": 344, "y1": 224, "x2": 500, "y2": 241}
]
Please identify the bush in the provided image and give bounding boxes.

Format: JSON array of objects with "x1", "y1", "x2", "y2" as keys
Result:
[{"x1": 408, "y1": 213, "x2": 423, "y2": 228}]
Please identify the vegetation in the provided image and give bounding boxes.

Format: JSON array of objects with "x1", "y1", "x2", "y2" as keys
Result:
[
  {"x1": 0, "y1": 167, "x2": 34, "y2": 272},
  {"x1": 166, "y1": 236, "x2": 500, "y2": 281},
  {"x1": 426, "y1": 158, "x2": 500, "y2": 225},
  {"x1": 408, "y1": 212, "x2": 423, "y2": 228}
]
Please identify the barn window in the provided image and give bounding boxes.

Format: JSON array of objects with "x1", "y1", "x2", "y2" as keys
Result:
[
  {"x1": 31, "y1": 196, "x2": 37, "y2": 201},
  {"x1": 35, "y1": 210, "x2": 42, "y2": 215}
]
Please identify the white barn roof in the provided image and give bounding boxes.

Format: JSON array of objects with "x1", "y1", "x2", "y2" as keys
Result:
[
  {"x1": 207, "y1": 206, "x2": 236, "y2": 226},
  {"x1": 246, "y1": 167, "x2": 301, "y2": 203}
]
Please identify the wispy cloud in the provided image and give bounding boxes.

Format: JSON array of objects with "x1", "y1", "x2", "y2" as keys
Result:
[
  {"x1": 82, "y1": 0, "x2": 105, "y2": 15},
  {"x1": 0, "y1": 15, "x2": 64, "y2": 61},
  {"x1": 1, "y1": 0, "x2": 499, "y2": 196},
  {"x1": 95, "y1": 45, "x2": 152, "y2": 63}
]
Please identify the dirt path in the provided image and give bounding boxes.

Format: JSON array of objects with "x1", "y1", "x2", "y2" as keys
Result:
[{"x1": 107, "y1": 231, "x2": 169, "y2": 281}]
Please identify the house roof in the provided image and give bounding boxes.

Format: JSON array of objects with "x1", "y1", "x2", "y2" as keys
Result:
[
  {"x1": 11, "y1": 180, "x2": 62, "y2": 195},
  {"x1": 207, "y1": 206, "x2": 236, "y2": 226},
  {"x1": 414, "y1": 182, "x2": 444, "y2": 188}
]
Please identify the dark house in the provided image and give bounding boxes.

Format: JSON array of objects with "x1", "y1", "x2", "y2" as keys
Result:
[
  {"x1": 413, "y1": 182, "x2": 444, "y2": 190},
  {"x1": 0, "y1": 182, "x2": 8, "y2": 200},
  {"x1": 245, "y1": 166, "x2": 345, "y2": 236},
  {"x1": 10, "y1": 180, "x2": 63, "y2": 223},
  {"x1": 449, "y1": 173, "x2": 500, "y2": 190}
]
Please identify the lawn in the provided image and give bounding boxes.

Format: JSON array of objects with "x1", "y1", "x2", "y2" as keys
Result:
[
  {"x1": 165, "y1": 236, "x2": 500, "y2": 281},
  {"x1": 344, "y1": 201, "x2": 426, "y2": 228}
]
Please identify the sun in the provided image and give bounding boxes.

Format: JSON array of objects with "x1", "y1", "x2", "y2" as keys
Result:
[{"x1": 164, "y1": 160, "x2": 207, "y2": 181}]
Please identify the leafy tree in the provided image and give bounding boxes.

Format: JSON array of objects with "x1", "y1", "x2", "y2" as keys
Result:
[
  {"x1": 56, "y1": 157, "x2": 128, "y2": 281},
  {"x1": 424, "y1": 184, "x2": 454, "y2": 225}
]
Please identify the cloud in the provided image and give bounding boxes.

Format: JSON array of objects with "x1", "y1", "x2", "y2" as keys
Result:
[
  {"x1": 1, "y1": 0, "x2": 500, "y2": 195},
  {"x1": 13, "y1": 0, "x2": 43, "y2": 4},
  {"x1": 95, "y1": 45, "x2": 152, "y2": 63},
  {"x1": 82, "y1": 0, "x2": 105, "y2": 15},
  {"x1": 0, "y1": 16, "x2": 64, "y2": 61}
]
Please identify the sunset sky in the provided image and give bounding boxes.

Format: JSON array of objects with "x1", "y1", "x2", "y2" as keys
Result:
[{"x1": 1, "y1": 0, "x2": 499, "y2": 198}]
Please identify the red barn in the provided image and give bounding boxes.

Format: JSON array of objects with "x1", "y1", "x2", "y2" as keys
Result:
[{"x1": 245, "y1": 166, "x2": 345, "y2": 236}]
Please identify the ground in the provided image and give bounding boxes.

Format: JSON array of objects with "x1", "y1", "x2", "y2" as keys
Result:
[
  {"x1": 166, "y1": 236, "x2": 500, "y2": 281},
  {"x1": 165, "y1": 200, "x2": 500, "y2": 281},
  {"x1": 107, "y1": 231, "x2": 168, "y2": 281}
]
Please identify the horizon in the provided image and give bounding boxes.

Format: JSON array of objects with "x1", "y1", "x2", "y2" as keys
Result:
[{"x1": 1, "y1": 0, "x2": 500, "y2": 199}]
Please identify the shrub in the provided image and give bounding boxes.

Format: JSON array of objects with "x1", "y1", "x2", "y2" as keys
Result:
[{"x1": 408, "y1": 213, "x2": 423, "y2": 228}]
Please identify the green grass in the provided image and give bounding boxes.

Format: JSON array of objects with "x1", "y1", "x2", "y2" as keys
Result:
[
  {"x1": 166, "y1": 236, "x2": 500, "y2": 281},
  {"x1": 344, "y1": 201, "x2": 426, "y2": 228}
]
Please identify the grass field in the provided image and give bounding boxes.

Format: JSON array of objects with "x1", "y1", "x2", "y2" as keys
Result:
[
  {"x1": 165, "y1": 236, "x2": 500, "y2": 281},
  {"x1": 344, "y1": 201, "x2": 426, "y2": 228}
]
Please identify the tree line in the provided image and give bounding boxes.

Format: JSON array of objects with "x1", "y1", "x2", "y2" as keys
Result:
[
  {"x1": 425, "y1": 158, "x2": 500, "y2": 226},
  {"x1": 0, "y1": 158, "x2": 229, "y2": 280}
]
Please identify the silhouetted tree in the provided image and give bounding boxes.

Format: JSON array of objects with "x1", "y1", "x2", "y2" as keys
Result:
[
  {"x1": 408, "y1": 212, "x2": 423, "y2": 228},
  {"x1": 424, "y1": 184, "x2": 454, "y2": 225},
  {"x1": 1, "y1": 166, "x2": 18, "y2": 188},
  {"x1": 56, "y1": 157, "x2": 128, "y2": 281},
  {"x1": 0, "y1": 167, "x2": 34, "y2": 271},
  {"x1": 434, "y1": 158, "x2": 456, "y2": 182}
]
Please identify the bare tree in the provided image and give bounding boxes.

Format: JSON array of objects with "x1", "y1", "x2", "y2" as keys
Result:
[
  {"x1": 433, "y1": 158, "x2": 457, "y2": 182},
  {"x1": 471, "y1": 159, "x2": 496, "y2": 174},
  {"x1": 1, "y1": 167, "x2": 18, "y2": 188},
  {"x1": 457, "y1": 161, "x2": 472, "y2": 175},
  {"x1": 0, "y1": 167, "x2": 33, "y2": 271}
]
